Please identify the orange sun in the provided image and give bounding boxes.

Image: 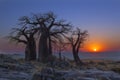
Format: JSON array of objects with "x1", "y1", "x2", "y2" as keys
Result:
[
  {"x1": 84, "y1": 41, "x2": 105, "y2": 52},
  {"x1": 93, "y1": 48, "x2": 97, "y2": 52},
  {"x1": 88, "y1": 44, "x2": 101, "y2": 52}
]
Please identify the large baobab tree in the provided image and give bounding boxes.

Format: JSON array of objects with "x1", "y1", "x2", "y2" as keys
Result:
[
  {"x1": 65, "y1": 27, "x2": 88, "y2": 65},
  {"x1": 19, "y1": 12, "x2": 72, "y2": 62},
  {"x1": 38, "y1": 13, "x2": 72, "y2": 62},
  {"x1": 9, "y1": 26, "x2": 37, "y2": 61}
]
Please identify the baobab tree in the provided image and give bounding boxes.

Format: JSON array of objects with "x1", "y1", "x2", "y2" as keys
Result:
[
  {"x1": 8, "y1": 26, "x2": 37, "y2": 61},
  {"x1": 36, "y1": 12, "x2": 72, "y2": 62},
  {"x1": 65, "y1": 27, "x2": 88, "y2": 65}
]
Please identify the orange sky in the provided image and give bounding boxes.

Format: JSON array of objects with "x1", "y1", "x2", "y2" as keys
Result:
[
  {"x1": 0, "y1": 36, "x2": 120, "y2": 52},
  {"x1": 81, "y1": 33, "x2": 120, "y2": 52}
]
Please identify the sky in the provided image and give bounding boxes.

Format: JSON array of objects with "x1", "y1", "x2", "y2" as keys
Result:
[{"x1": 0, "y1": 0, "x2": 120, "y2": 52}]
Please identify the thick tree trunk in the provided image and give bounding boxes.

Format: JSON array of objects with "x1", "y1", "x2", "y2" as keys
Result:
[
  {"x1": 29, "y1": 37, "x2": 36, "y2": 60},
  {"x1": 25, "y1": 45, "x2": 30, "y2": 61},
  {"x1": 38, "y1": 32, "x2": 49, "y2": 62},
  {"x1": 48, "y1": 36, "x2": 52, "y2": 55},
  {"x1": 25, "y1": 37, "x2": 36, "y2": 61}
]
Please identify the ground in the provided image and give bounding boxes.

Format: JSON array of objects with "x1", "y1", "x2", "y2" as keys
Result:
[{"x1": 0, "y1": 54, "x2": 120, "y2": 80}]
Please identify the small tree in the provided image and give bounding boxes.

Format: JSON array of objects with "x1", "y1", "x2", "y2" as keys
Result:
[
  {"x1": 53, "y1": 39, "x2": 67, "y2": 61},
  {"x1": 65, "y1": 27, "x2": 88, "y2": 65}
]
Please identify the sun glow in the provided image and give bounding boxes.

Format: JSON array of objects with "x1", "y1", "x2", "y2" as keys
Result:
[
  {"x1": 91, "y1": 46, "x2": 100, "y2": 52},
  {"x1": 87, "y1": 43, "x2": 103, "y2": 52},
  {"x1": 83, "y1": 40, "x2": 106, "y2": 52},
  {"x1": 93, "y1": 48, "x2": 97, "y2": 52}
]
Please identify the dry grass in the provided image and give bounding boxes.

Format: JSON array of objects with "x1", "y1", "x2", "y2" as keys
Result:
[
  {"x1": 82, "y1": 59, "x2": 120, "y2": 73},
  {"x1": 16, "y1": 58, "x2": 120, "y2": 74}
]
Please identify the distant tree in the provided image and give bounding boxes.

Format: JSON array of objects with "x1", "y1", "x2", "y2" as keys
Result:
[
  {"x1": 20, "y1": 12, "x2": 72, "y2": 62},
  {"x1": 65, "y1": 27, "x2": 88, "y2": 65},
  {"x1": 8, "y1": 25, "x2": 37, "y2": 61},
  {"x1": 53, "y1": 39, "x2": 67, "y2": 61}
]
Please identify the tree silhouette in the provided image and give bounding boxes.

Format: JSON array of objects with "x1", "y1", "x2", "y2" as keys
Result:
[
  {"x1": 36, "y1": 12, "x2": 72, "y2": 62},
  {"x1": 8, "y1": 12, "x2": 88, "y2": 64},
  {"x1": 8, "y1": 25, "x2": 37, "y2": 61},
  {"x1": 65, "y1": 27, "x2": 88, "y2": 65}
]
